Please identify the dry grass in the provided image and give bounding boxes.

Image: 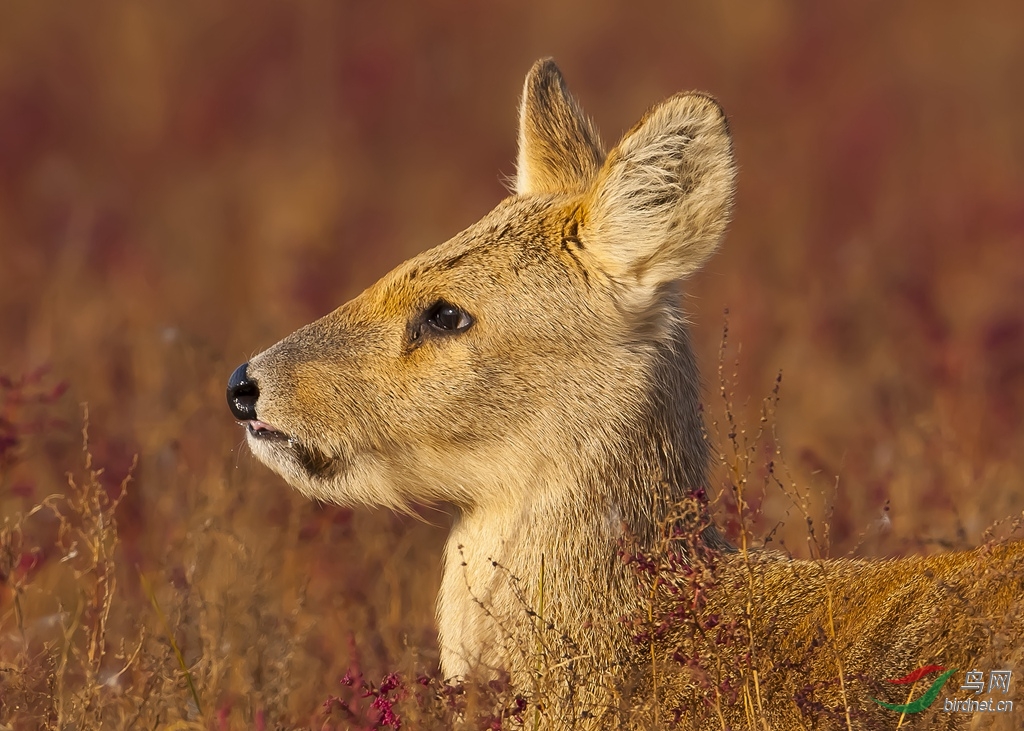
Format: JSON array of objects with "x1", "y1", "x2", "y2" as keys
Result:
[
  {"x1": 2, "y1": 2, "x2": 1023, "y2": 729},
  {"x1": 2, "y1": 323, "x2": 1020, "y2": 729}
]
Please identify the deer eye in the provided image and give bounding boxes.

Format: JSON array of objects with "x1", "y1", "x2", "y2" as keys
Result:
[{"x1": 425, "y1": 300, "x2": 473, "y2": 333}]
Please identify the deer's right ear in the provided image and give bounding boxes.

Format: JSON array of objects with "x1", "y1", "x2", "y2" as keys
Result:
[
  {"x1": 582, "y1": 93, "x2": 736, "y2": 300},
  {"x1": 515, "y1": 59, "x2": 605, "y2": 196}
]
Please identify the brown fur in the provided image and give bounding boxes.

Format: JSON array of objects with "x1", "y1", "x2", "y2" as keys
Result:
[{"x1": 235, "y1": 59, "x2": 1024, "y2": 728}]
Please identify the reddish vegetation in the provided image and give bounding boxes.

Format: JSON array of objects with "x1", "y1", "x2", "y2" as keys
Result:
[{"x1": 1, "y1": 3, "x2": 1022, "y2": 728}]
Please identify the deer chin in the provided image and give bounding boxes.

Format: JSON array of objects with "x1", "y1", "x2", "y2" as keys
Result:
[
  {"x1": 244, "y1": 423, "x2": 346, "y2": 486},
  {"x1": 249, "y1": 436, "x2": 415, "y2": 510}
]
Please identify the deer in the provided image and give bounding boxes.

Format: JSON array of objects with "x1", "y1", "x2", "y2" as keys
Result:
[{"x1": 227, "y1": 59, "x2": 1024, "y2": 729}]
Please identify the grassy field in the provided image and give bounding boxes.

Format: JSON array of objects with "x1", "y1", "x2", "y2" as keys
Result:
[{"x1": 1, "y1": 2, "x2": 1023, "y2": 728}]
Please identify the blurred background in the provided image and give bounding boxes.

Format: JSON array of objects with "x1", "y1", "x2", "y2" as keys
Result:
[{"x1": 1, "y1": 1, "x2": 1023, "y2": 726}]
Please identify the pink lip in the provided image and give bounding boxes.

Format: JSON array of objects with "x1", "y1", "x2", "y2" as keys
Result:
[{"x1": 246, "y1": 420, "x2": 282, "y2": 436}]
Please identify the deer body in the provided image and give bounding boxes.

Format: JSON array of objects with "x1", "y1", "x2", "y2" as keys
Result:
[{"x1": 228, "y1": 60, "x2": 1024, "y2": 728}]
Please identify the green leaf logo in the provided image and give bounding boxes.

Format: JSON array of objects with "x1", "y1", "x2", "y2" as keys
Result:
[{"x1": 872, "y1": 667, "x2": 957, "y2": 714}]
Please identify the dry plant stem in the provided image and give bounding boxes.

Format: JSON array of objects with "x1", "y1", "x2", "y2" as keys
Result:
[
  {"x1": 55, "y1": 594, "x2": 83, "y2": 728},
  {"x1": 896, "y1": 679, "x2": 918, "y2": 729},
  {"x1": 648, "y1": 572, "x2": 659, "y2": 728},
  {"x1": 532, "y1": 552, "x2": 544, "y2": 731},
  {"x1": 3, "y1": 516, "x2": 31, "y2": 643},
  {"x1": 141, "y1": 571, "x2": 203, "y2": 716},
  {"x1": 718, "y1": 316, "x2": 771, "y2": 730},
  {"x1": 48, "y1": 407, "x2": 141, "y2": 726},
  {"x1": 821, "y1": 575, "x2": 853, "y2": 731}
]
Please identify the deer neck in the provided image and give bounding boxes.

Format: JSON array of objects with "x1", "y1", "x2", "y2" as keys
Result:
[{"x1": 436, "y1": 312, "x2": 720, "y2": 680}]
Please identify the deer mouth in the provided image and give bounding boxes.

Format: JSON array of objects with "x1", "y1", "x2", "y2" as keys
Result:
[
  {"x1": 244, "y1": 421, "x2": 344, "y2": 480},
  {"x1": 245, "y1": 419, "x2": 288, "y2": 441}
]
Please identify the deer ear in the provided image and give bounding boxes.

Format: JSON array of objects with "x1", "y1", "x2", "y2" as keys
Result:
[
  {"x1": 515, "y1": 59, "x2": 605, "y2": 196},
  {"x1": 582, "y1": 93, "x2": 736, "y2": 295}
]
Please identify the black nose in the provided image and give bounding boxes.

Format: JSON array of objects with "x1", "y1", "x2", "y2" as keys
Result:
[{"x1": 227, "y1": 362, "x2": 259, "y2": 421}]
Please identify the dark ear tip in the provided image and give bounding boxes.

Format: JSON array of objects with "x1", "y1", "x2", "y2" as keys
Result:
[
  {"x1": 526, "y1": 57, "x2": 564, "y2": 89},
  {"x1": 530, "y1": 57, "x2": 559, "y2": 72}
]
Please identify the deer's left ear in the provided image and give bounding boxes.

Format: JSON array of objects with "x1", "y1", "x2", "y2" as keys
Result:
[
  {"x1": 582, "y1": 93, "x2": 736, "y2": 296},
  {"x1": 515, "y1": 59, "x2": 605, "y2": 196}
]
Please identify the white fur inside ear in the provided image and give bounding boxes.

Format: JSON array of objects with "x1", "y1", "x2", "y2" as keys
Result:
[{"x1": 583, "y1": 93, "x2": 736, "y2": 295}]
